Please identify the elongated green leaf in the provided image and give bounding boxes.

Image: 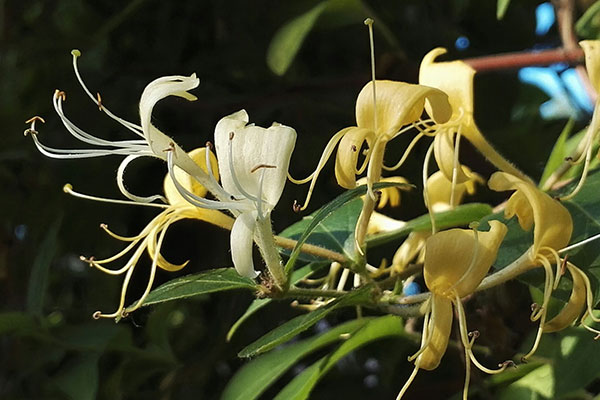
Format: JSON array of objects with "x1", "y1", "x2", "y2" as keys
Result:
[
  {"x1": 284, "y1": 182, "x2": 410, "y2": 274},
  {"x1": 141, "y1": 268, "x2": 257, "y2": 307},
  {"x1": 27, "y1": 215, "x2": 62, "y2": 316},
  {"x1": 496, "y1": 0, "x2": 511, "y2": 20},
  {"x1": 222, "y1": 318, "x2": 369, "y2": 400},
  {"x1": 226, "y1": 262, "x2": 329, "y2": 342},
  {"x1": 267, "y1": 2, "x2": 329, "y2": 76},
  {"x1": 280, "y1": 198, "x2": 362, "y2": 263},
  {"x1": 366, "y1": 203, "x2": 492, "y2": 248},
  {"x1": 238, "y1": 286, "x2": 372, "y2": 358},
  {"x1": 274, "y1": 315, "x2": 404, "y2": 400},
  {"x1": 539, "y1": 118, "x2": 573, "y2": 188},
  {"x1": 576, "y1": 0, "x2": 600, "y2": 39}
]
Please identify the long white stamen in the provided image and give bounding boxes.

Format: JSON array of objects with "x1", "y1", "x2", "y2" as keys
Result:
[
  {"x1": 117, "y1": 155, "x2": 168, "y2": 204},
  {"x1": 560, "y1": 231, "x2": 600, "y2": 253},
  {"x1": 422, "y1": 141, "x2": 436, "y2": 234},
  {"x1": 364, "y1": 18, "x2": 377, "y2": 133},
  {"x1": 71, "y1": 50, "x2": 144, "y2": 137},
  {"x1": 383, "y1": 132, "x2": 425, "y2": 171},
  {"x1": 450, "y1": 130, "x2": 463, "y2": 207},
  {"x1": 63, "y1": 184, "x2": 169, "y2": 208}
]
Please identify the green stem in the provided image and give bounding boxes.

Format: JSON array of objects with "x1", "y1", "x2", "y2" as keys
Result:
[
  {"x1": 285, "y1": 286, "x2": 348, "y2": 299},
  {"x1": 274, "y1": 236, "x2": 347, "y2": 264},
  {"x1": 255, "y1": 215, "x2": 287, "y2": 290}
]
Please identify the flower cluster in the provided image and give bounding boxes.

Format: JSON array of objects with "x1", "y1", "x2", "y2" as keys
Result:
[{"x1": 25, "y1": 28, "x2": 600, "y2": 400}]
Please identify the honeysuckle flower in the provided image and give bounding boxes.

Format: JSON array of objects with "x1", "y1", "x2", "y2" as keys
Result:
[
  {"x1": 556, "y1": 40, "x2": 600, "y2": 199},
  {"x1": 79, "y1": 147, "x2": 234, "y2": 319},
  {"x1": 391, "y1": 231, "x2": 429, "y2": 273},
  {"x1": 419, "y1": 48, "x2": 531, "y2": 190},
  {"x1": 488, "y1": 171, "x2": 574, "y2": 359},
  {"x1": 426, "y1": 168, "x2": 483, "y2": 213},
  {"x1": 166, "y1": 110, "x2": 296, "y2": 283},
  {"x1": 24, "y1": 49, "x2": 224, "y2": 205},
  {"x1": 397, "y1": 220, "x2": 509, "y2": 400}
]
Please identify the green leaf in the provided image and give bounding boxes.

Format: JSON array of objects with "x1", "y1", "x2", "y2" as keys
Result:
[
  {"x1": 222, "y1": 318, "x2": 369, "y2": 400},
  {"x1": 576, "y1": 0, "x2": 600, "y2": 39},
  {"x1": 284, "y1": 182, "x2": 410, "y2": 274},
  {"x1": 273, "y1": 315, "x2": 404, "y2": 400},
  {"x1": 238, "y1": 285, "x2": 373, "y2": 358},
  {"x1": 496, "y1": 0, "x2": 511, "y2": 20},
  {"x1": 280, "y1": 198, "x2": 362, "y2": 263},
  {"x1": 141, "y1": 268, "x2": 257, "y2": 307},
  {"x1": 267, "y1": 1, "x2": 329, "y2": 76},
  {"x1": 0, "y1": 312, "x2": 38, "y2": 335},
  {"x1": 539, "y1": 118, "x2": 574, "y2": 188},
  {"x1": 27, "y1": 215, "x2": 62, "y2": 316},
  {"x1": 366, "y1": 203, "x2": 493, "y2": 248},
  {"x1": 226, "y1": 262, "x2": 329, "y2": 342}
]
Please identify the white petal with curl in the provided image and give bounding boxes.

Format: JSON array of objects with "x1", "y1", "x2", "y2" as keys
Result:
[{"x1": 230, "y1": 210, "x2": 259, "y2": 278}]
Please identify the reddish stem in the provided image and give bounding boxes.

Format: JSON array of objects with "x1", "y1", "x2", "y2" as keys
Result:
[{"x1": 464, "y1": 47, "x2": 584, "y2": 72}]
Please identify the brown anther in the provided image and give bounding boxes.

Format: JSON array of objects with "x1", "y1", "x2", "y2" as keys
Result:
[
  {"x1": 468, "y1": 330, "x2": 480, "y2": 339},
  {"x1": 500, "y1": 360, "x2": 516, "y2": 369},
  {"x1": 530, "y1": 303, "x2": 539, "y2": 312},
  {"x1": 163, "y1": 142, "x2": 176, "y2": 152},
  {"x1": 100, "y1": 223, "x2": 108, "y2": 229},
  {"x1": 229, "y1": 131, "x2": 235, "y2": 140},
  {"x1": 205, "y1": 141, "x2": 214, "y2": 151},
  {"x1": 351, "y1": 145, "x2": 358, "y2": 152},
  {"x1": 250, "y1": 164, "x2": 276, "y2": 173},
  {"x1": 293, "y1": 200, "x2": 302, "y2": 213},
  {"x1": 92, "y1": 311, "x2": 102, "y2": 320},
  {"x1": 96, "y1": 92, "x2": 103, "y2": 111},
  {"x1": 560, "y1": 254, "x2": 568, "y2": 276},
  {"x1": 25, "y1": 116, "x2": 45, "y2": 124},
  {"x1": 55, "y1": 90, "x2": 67, "y2": 101}
]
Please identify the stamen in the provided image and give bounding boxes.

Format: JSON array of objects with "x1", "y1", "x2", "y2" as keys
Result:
[
  {"x1": 383, "y1": 132, "x2": 425, "y2": 171},
  {"x1": 364, "y1": 18, "x2": 377, "y2": 132},
  {"x1": 250, "y1": 164, "x2": 276, "y2": 173},
  {"x1": 227, "y1": 132, "x2": 261, "y2": 204},
  {"x1": 449, "y1": 130, "x2": 463, "y2": 207},
  {"x1": 395, "y1": 365, "x2": 419, "y2": 400},
  {"x1": 63, "y1": 184, "x2": 169, "y2": 208},
  {"x1": 422, "y1": 141, "x2": 437, "y2": 233},
  {"x1": 96, "y1": 92, "x2": 103, "y2": 111},
  {"x1": 117, "y1": 155, "x2": 168, "y2": 204},
  {"x1": 559, "y1": 231, "x2": 600, "y2": 253}
]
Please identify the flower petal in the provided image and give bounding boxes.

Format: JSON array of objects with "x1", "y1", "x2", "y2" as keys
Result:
[
  {"x1": 139, "y1": 74, "x2": 206, "y2": 177},
  {"x1": 433, "y1": 129, "x2": 471, "y2": 184},
  {"x1": 580, "y1": 40, "x2": 600, "y2": 94},
  {"x1": 334, "y1": 127, "x2": 375, "y2": 188},
  {"x1": 231, "y1": 210, "x2": 259, "y2": 278},
  {"x1": 543, "y1": 263, "x2": 586, "y2": 332},
  {"x1": 426, "y1": 169, "x2": 482, "y2": 213},
  {"x1": 416, "y1": 294, "x2": 453, "y2": 371},
  {"x1": 164, "y1": 147, "x2": 219, "y2": 206},
  {"x1": 355, "y1": 80, "x2": 451, "y2": 137},
  {"x1": 215, "y1": 110, "x2": 296, "y2": 209},
  {"x1": 424, "y1": 220, "x2": 507, "y2": 297},
  {"x1": 488, "y1": 172, "x2": 573, "y2": 257}
]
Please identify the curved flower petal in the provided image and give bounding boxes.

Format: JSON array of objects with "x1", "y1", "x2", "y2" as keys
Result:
[
  {"x1": 231, "y1": 210, "x2": 259, "y2": 278},
  {"x1": 215, "y1": 110, "x2": 297, "y2": 209},
  {"x1": 355, "y1": 80, "x2": 451, "y2": 137},
  {"x1": 164, "y1": 147, "x2": 219, "y2": 206},
  {"x1": 433, "y1": 129, "x2": 471, "y2": 184},
  {"x1": 488, "y1": 172, "x2": 573, "y2": 257},
  {"x1": 581, "y1": 40, "x2": 600, "y2": 93},
  {"x1": 424, "y1": 220, "x2": 507, "y2": 298},
  {"x1": 426, "y1": 169, "x2": 482, "y2": 212},
  {"x1": 543, "y1": 263, "x2": 586, "y2": 332},
  {"x1": 419, "y1": 47, "x2": 475, "y2": 117},
  {"x1": 139, "y1": 74, "x2": 207, "y2": 178},
  {"x1": 415, "y1": 294, "x2": 453, "y2": 371},
  {"x1": 334, "y1": 127, "x2": 375, "y2": 188}
]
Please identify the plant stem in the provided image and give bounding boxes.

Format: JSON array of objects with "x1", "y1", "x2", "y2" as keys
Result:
[
  {"x1": 273, "y1": 236, "x2": 347, "y2": 264},
  {"x1": 254, "y1": 215, "x2": 287, "y2": 290},
  {"x1": 463, "y1": 47, "x2": 583, "y2": 72},
  {"x1": 285, "y1": 286, "x2": 348, "y2": 299}
]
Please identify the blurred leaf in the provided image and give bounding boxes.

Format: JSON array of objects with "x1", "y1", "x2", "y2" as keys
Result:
[
  {"x1": 54, "y1": 354, "x2": 99, "y2": 400},
  {"x1": 273, "y1": 315, "x2": 404, "y2": 400},
  {"x1": 227, "y1": 262, "x2": 329, "y2": 342},
  {"x1": 26, "y1": 215, "x2": 62, "y2": 316},
  {"x1": 0, "y1": 312, "x2": 37, "y2": 335},
  {"x1": 496, "y1": 0, "x2": 511, "y2": 20},
  {"x1": 238, "y1": 285, "x2": 372, "y2": 358},
  {"x1": 280, "y1": 198, "x2": 362, "y2": 263},
  {"x1": 267, "y1": 1, "x2": 329, "y2": 76},
  {"x1": 366, "y1": 203, "x2": 493, "y2": 248},
  {"x1": 284, "y1": 182, "x2": 410, "y2": 274},
  {"x1": 539, "y1": 118, "x2": 573, "y2": 188},
  {"x1": 576, "y1": 0, "x2": 600, "y2": 39},
  {"x1": 141, "y1": 268, "x2": 257, "y2": 307},
  {"x1": 222, "y1": 318, "x2": 369, "y2": 400}
]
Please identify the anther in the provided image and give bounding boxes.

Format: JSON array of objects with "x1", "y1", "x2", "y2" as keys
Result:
[
  {"x1": 468, "y1": 330, "x2": 480, "y2": 339},
  {"x1": 520, "y1": 356, "x2": 529, "y2": 364},
  {"x1": 96, "y1": 92, "x2": 103, "y2": 111},
  {"x1": 560, "y1": 255, "x2": 568, "y2": 276},
  {"x1": 364, "y1": 17, "x2": 374, "y2": 26},
  {"x1": 25, "y1": 116, "x2": 45, "y2": 124},
  {"x1": 499, "y1": 360, "x2": 516, "y2": 369},
  {"x1": 205, "y1": 141, "x2": 214, "y2": 151},
  {"x1": 23, "y1": 128, "x2": 37, "y2": 136},
  {"x1": 250, "y1": 164, "x2": 276, "y2": 173},
  {"x1": 163, "y1": 142, "x2": 175, "y2": 152},
  {"x1": 71, "y1": 49, "x2": 81, "y2": 58},
  {"x1": 63, "y1": 183, "x2": 73, "y2": 193},
  {"x1": 120, "y1": 309, "x2": 129, "y2": 318},
  {"x1": 55, "y1": 90, "x2": 67, "y2": 101},
  {"x1": 293, "y1": 200, "x2": 302, "y2": 213},
  {"x1": 100, "y1": 223, "x2": 108, "y2": 229},
  {"x1": 229, "y1": 131, "x2": 235, "y2": 140},
  {"x1": 92, "y1": 311, "x2": 102, "y2": 320},
  {"x1": 530, "y1": 303, "x2": 541, "y2": 312}
]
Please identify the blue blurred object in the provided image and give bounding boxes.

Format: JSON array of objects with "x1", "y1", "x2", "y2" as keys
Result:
[
  {"x1": 562, "y1": 68, "x2": 595, "y2": 113},
  {"x1": 519, "y1": 67, "x2": 580, "y2": 119},
  {"x1": 403, "y1": 281, "x2": 421, "y2": 296},
  {"x1": 535, "y1": 2, "x2": 555, "y2": 36},
  {"x1": 455, "y1": 35, "x2": 470, "y2": 51}
]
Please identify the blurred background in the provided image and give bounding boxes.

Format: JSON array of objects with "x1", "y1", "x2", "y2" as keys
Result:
[{"x1": 2, "y1": 0, "x2": 598, "y2": 399}]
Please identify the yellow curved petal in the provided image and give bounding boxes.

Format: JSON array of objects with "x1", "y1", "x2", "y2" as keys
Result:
[
  {"x1": 358, "y1": 176, "x2": 409, "y2": 208},
  {"x1": 415, "y1": 294, "x2": 453, "y2": 371},
  {"x1": 426, "y1": 169, "x2": 482, "y2": 213},
  {"x1": 392, "y1": 231, "x2": 429, "y2": 272},
  {"x1": 164, "y1": 147, "x2": 219, "y2": 206},
  {"x1": 433, "y1": 130, "x2": 471, "y2": 184},
  {"x1": 424, "y1": 220, "x2": 507, "y2": 298},
  {"x1": 334, "y1": 127, "x2": 375, "y2": 188},
  {"x1": 543, "y1": 263, "x2": 586, "y2": 333},
  {"x1": 419, "y1": 47, "x2": 476, "y2": 118},
  {"x1": 488, "y1": 172, "x2": 573, "y2": 257},
  {"x1": 355, "y1": 80, "x2": 451, "y2": 137},
  {"x1": 581, "y1": 40, "x2": 600, "y2": 93}
]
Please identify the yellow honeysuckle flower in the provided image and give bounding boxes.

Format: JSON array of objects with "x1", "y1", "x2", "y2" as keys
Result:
[
  {"x1": 556, "y1": 40, "x2": 600, "y2": 199},
  {"x1": 426, "y1": 168, "x2": 483, "y2": 213},
  {"x1": 79, "y1": 147, "x2": 234, "y2": 319},
  {"x1": 398, "y1": 220, "x2": 509, "y2": 400},
  {"x1": 419, "y1": 48, "x2": 530, "y2": 186},
  {"x1": 391, "y1": 231, "x2": 429, "y2": 273}
]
